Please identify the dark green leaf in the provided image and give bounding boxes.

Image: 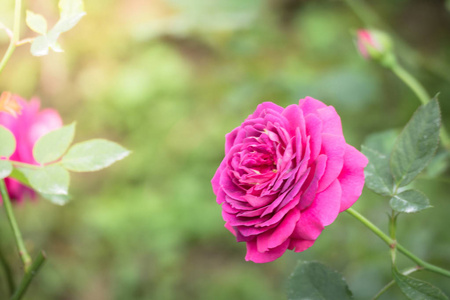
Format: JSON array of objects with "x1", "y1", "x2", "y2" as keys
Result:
[
  {"x1": 19, "y1": 165, "x2": 70, "y2": 195},
  {"x1": 362, "y1": 146, "x2": 394, "y2": 196},
  {"x1": 393, "y1": 268, "x2": 448, "y2": 300},
  {"x1": 62, "y1": 139, "x2": 130, "y2": 172},
  {"x1": 0, "y1": 125, "x2": 16, "y2": 157},
  {"x1": 0, "y1": 160, "x2": 12, "y2": 179},
  {"x1": 287, "y1": 261, "x2": 353, "y2": 300},
  {"x1": 39, "y1": 193, "x2": 71, "y2": 206},
  {"x1": 33, "y1": 122, "x2": 76, "y2": 164},
  {"x1": 389, "y1": 189, "x2": 431, "y2": 213},
  {"x1": 390, "y1": 99, "x2": 441, "y2": 187}
]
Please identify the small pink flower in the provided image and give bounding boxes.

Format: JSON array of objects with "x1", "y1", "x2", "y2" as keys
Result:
[
  {"x1": 0, "y1": 95, "x2": 62, "y2": 202},
  {"x1": 356, "y1": 29, "x2": 392, "y2": 61},
  {"x1": 211, "y1": 97, "x2": 368, "y2": 263}
]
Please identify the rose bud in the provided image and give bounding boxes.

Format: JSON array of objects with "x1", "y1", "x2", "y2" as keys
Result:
[{"x1": 356, "y1": 29, "x2": 395, "y2": 66}]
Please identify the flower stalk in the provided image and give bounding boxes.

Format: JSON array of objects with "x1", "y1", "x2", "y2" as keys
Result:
[
  {"x1": 11, "y1": 251, "x2": 46, "y2": 300},
  {"x1": 346, "y1": 208, "x2": 450, "y2": 278},
  {"x1": 0, "y1": 0, "x2": 22, "y2": 76},
  {"x1": 0, "y1": 179, "x2": 32, "y2": 271}
]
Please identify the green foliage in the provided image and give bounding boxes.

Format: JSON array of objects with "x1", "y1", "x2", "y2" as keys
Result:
[
  {"x1": 33, "y1": 123, "x2": 76, "y2": 164},
  {"x1": 61, "y1": 139, "x2": 130, "y2": 172},
  {"x1": 287, "y1": 261, "x2": 353, "y2": 300},
  {"x1": 362, "y1": 100, "x2": 442, "y2": 216},
  {"x1": 25, "y1": 11, "x2": 47, "y2": 35},
  {"x1": 362, "y1": 145, "x2": 394, "y2": 196},
  {"x1": 393, "y1": 268, "x2": 448, "y2": 300},
  {"x1": 29, "y1": 0, "x2": 85, "y2": 56},
  {"x1": 19, "y1": 166, "x2": 70, "y2": 195},
  {"x1": 389, "y1": 189, "x2": 431, "y2": 213},
  {"x1": 2, "y1": 123, "x2": 129, "y2": 204},
  {"x1": 0, "y1": 125, "x2": 16, "y2": 158},
  {"x1": 390, "y1": 99, "x2": 441, "y2": 188}
]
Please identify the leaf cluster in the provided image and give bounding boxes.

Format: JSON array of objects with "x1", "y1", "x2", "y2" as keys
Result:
[{"x1": 0, "y1": 123, "x2": 130, "y2": 205}]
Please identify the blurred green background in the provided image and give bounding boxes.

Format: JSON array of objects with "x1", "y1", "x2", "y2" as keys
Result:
[{"x1": 1, "y1": 0, "x2": 450, "y2": 299}]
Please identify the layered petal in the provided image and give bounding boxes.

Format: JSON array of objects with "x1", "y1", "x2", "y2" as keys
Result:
[{"x1": 212, "y1": 97, "x2": 367, "y2": 263}]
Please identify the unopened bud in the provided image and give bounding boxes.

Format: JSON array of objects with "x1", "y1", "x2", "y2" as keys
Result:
[{"x1": 356, "y1": 29, "x2": 395, "y2": 67}]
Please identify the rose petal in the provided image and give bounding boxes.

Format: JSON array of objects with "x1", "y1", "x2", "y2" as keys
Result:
[
  {"x1": 245, "y1": 239, "x2": 290, "y2": 263},
  {"x1": 288, "y1": 238, "x2": 315, "y2": 253},
  {"x1": 317, "y1": 134, "x2": 346, "y2": 192},
  {"x1": 316, "y1": 106, "x2": 343, "y2": 136},
  {"x1": 267, "y1": 208, "x2": 300, "y2": 248},
  {"x1": 298, "y1": 97, "x2": 327, "y2": 115},
  {"x1": 293, "y1": 180, "x2": 342, "y2": 240},
  {"x1": 305, "y1": 114, "x2": 322, "y2": 161},
  {"x1": 338, "y1": 145, "x2": 368, "y2": 212}
]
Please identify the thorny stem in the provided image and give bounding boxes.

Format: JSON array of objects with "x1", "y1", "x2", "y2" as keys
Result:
[{"x1": 346, "y1": 208, "x2": 450, "y2": 278}]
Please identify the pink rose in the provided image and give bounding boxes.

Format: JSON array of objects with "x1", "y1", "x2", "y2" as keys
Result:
[
  {"x1": 0, "y1": 96, "x2": 63, "y2": 202},
  {"x1": 211, "y1": 97, "x2": 368, "y2": 263}
]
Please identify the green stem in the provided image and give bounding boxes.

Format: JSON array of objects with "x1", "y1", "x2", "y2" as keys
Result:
[
  {"x1": 0, "y1": 179, "x2": 32, "y2": 271},
  {"x1": 0, "y1": 245, "x2": 15, "y2": 296},
  {"x1": 0, "y1": 0, "x2": 22, "y2": 76},
  {"x1": 372, "y1": 266, "x2": 421, "y2": 300},
  {"x1": 346, "y1": 208, "x2": 450, "y2": 278},
  {"x1": 389, "y1": 212, "x2": 397, "y2": 264},
  {"x1": 390, "y1": 63, "x2": 450, "y2": 150},
  {"x1": 391, "y1": 64, "x2": 429, "y2": 105},
  {"x1": 11, "y1": 251, "x2": 46, "y2": 300}
]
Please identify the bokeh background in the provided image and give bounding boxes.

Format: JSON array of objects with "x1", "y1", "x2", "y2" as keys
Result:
[{"x1": 1, "y1": 0, "x2": 450, "y2": 299}]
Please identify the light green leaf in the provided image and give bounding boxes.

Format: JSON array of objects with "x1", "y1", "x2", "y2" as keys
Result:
[
  {"x1": 30, "y1": 35, "x2": 50, "y2": 56},
  {"x1": 0, "y1": 125, "x2": 16, "y2": 157},
  {"x1": 40, "y1": 193, "x2": 71, "y2": 206},
  {"x1": 362, "y1": 146, "x2": 394, "y2": 196},
  {"x1": 390, "y1": 99, "x2": 441, "y2": 187},
  {"x1": 51, "y1": 14, "x2": 85, "y2": 35},
  {"x1": 19, "y1": 165, "x2": 69, "y2": 195},
  {"x1": 26, "y1": 10, "x2": 47, "y2": 34},
  {"x1": 390, "y1": 189, "x2": 431, "y2": 213},
  {"x1": 33, "y1": 123, "x2": 76, "y2": 164},
  {"x1": 62, "y1": 139, "x2": 130, "y2": 172},
  {"x1": 287, "y1": 261, "x2": 353, "y2": 300},
  {"x1": 0, "y1": 160, "x2": 12, "y2": 179},
  {"x1": 29, "y1": 0, "x2": 85, "y2": 56},
  {"x1": 393, "y1": 268, "x2": 448, "y2": 300},
  {"x1": 52, "y1": 0, "x2": 86, "y2": 34}
]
